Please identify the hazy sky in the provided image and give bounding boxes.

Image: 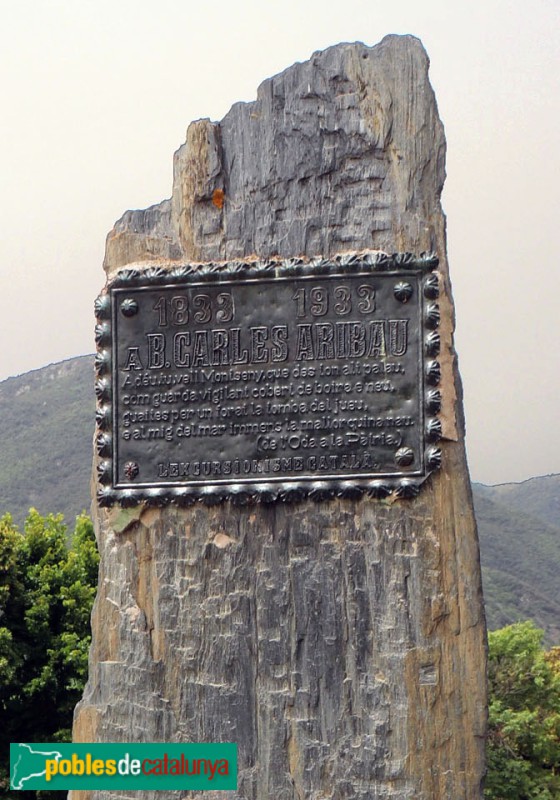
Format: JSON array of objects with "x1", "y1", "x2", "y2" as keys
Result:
[{"x1": 0, "y1": 0, "x2": 558, "y2": 485}]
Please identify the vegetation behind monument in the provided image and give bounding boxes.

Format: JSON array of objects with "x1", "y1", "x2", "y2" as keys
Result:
[
  {"x1": 0, "y1": 510, "x2": 99, "y2": 798},
  {"x1": 485, "y1": 622, "x2": 560, "y2": 799}
]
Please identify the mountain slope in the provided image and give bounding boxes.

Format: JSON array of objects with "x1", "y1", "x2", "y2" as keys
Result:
[
  {"x1": 0, "y1": 356, "x2": 95, "y2": 526},
  {"x1": 473, "y1": 490, "x2": 560, "y2": 643},
  {"x1": 476, "y1": 475, "x2": 560, "y2": 530}
]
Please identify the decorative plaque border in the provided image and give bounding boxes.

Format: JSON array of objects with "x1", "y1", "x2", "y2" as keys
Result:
[{"x1": 94, "y1": 252, "x2": 442, "y2": 506}]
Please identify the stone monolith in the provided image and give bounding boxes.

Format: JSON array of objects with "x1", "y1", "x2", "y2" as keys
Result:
[{"x1": 73, "y1": 34, "x2": 487, "y2": 800}]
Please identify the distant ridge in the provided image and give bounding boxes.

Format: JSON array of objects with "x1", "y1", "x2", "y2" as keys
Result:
[
  {"x1": 474, "y1": 474, "x2": 560, "y2": 530},
  {"x1": 0, "y1": 356, "x2": 559, "y2": 642}
]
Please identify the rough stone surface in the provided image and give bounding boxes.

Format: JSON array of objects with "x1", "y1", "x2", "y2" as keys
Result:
[{"x1": 73, "y1": 35, "x2": 487, "y2": 800}]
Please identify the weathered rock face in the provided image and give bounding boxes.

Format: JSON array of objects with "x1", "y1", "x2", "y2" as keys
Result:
[{"x1": 73, "y1": 35, "x2": 487, "y2": 800}]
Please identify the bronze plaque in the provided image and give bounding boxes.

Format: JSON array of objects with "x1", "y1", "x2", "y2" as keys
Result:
[{"x1": 94, "y1": 254, "x2": 442, "y2": 504}]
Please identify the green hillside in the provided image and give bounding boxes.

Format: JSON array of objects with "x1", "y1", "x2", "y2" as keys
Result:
[
  {"x1": 0, "y1": 356, "x2": 95, "y2": 526},
  {"x1": 477, "y1": 475, "x2": 560, "y2": 529},
  {"x1": 473, "y1": 489, "x2": 560, "y2": 644},
  {"x1": 0, "y1": 356, "x2": 558, "y2": 642}
]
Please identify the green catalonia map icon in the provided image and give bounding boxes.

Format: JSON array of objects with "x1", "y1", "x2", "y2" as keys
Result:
[{"x1": 10, "y1": 743, "x2": 63, "y2": 790}]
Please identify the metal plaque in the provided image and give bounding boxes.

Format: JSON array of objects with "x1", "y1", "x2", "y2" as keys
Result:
[{"x1": 94, "y1": 253, "x2": 442, "y2": 505}]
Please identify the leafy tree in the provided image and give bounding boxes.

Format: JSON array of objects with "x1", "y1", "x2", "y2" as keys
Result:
[
  {"x1": 485, "y1": 621, "x2": 560, "y2": 799},
  {"x1": 0, "y1": 510, "x2": 98, "y2": 798},
  {"x1": 544, "y1": 647, "x2": 560, "y2": 677}
]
